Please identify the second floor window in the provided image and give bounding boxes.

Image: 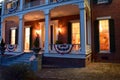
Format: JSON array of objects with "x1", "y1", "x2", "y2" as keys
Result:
[
  {"x1": 94, "y1": 0, "x2": 112, "y2": 4},
  {"x1": 98, "y1": 0, "x2": 108, "y2": 4}
]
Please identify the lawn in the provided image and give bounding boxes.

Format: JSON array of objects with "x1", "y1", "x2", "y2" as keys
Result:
[{"x1": 38, "y1": 63, "x2": 120, "y2": 80}]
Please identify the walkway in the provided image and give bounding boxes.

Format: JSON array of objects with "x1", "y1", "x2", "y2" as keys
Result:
[{"x1": 37, "y1": 63, "x2": 120, "y2": 80}]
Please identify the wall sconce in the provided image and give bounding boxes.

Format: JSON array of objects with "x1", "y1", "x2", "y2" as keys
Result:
[
  {"x1": 58, "y1": 27, "x2": 61, "y2": 34},
  {"x1": 35, "y1": 30, "x2": 40, "y2": 35}
]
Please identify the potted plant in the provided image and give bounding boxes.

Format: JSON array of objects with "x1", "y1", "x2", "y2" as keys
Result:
[
  {"x1": 32, "y1": 34, "x2": 41, "y2": 57},
  {"x1": 0, "y1": 39, "x2": 6, "y2": 55}
]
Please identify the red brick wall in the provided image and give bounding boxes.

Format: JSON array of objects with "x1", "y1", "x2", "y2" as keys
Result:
[
  {"x1": 25, "y1": 15, "x2": 80, "y2": 44},
  {"x1": 54, "y1": 15, "x2": 80, "y2": 43},
  {"x1": 5, "y1": 21, "x2": 19, "y2": 44},
  {"x1": 91, "y1": 0, "x2": 120, "y2": 62}
]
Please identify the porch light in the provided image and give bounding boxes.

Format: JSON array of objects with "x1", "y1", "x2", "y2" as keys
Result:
[
  {"x1": 36, "y1": 30, "x2": 40, "y2": 35},
  {"x1": 58, "y1": 27, "x2": 61, "y2": 33}
]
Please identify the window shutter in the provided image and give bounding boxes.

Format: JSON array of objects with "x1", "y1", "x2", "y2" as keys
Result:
[
  {"x1": 108, "y1": 0, "x2": 112, "y2": 4},
  {"x1": 9, "y1": 30, "x2": 11, "y2": 44},
  {"x1": 15, "y1": 29, "x2": 18, "y2": 44},
  {"x1": 30, "y1": 27, "x2": 32, "y2": 50},
  {"x1": 67, "y1": 22, "x2": 72, "y2": 44},
  {"x1": 109, "y1": 19, "x2": 115, "y2": 52},
  {"x1": 93, "y1": 0, "x2": 98, "y2": 4},
  {"x1": 94, "y1": 20, "x2": 99, "y2": 52}
]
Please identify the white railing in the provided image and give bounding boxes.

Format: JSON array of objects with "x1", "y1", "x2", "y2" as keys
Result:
[
  {"x1": 49, "y1": 0, "x2": 70, "y2": 3},
  {"x1": 23, "y1": 0, "x2": 45, "y2": 9}
]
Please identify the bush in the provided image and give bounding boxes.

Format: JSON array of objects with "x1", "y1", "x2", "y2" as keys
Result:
[
  {"x1": 1, "y1": 63, "x2": 38, "y2": 80},
  {"x1": 0, "y1": 39, "x2": 6, "y2": 55},
  {"x1": 33, "y1": 34, "x2": 40, "y2": 48}
]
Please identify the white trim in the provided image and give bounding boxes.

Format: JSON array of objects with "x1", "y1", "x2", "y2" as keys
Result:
[
  {"x1": 97, "y1": 0, "x2": 109, "y2": 4},
  {"x1": 97, "y1": 16, "x2": 111, "y2": 20},
  {"x1": 44, "y1": 53, "x2": 86, "y2": 59},
  {"x1": 99, "y1": 51, "x2": 110, "y2": 53},
  {"x1": 10, "y1": 27, "x2": 17, "y2": 30},
  {"x1": 25, "y1": 25, "x2": 31, "y2": 28}
]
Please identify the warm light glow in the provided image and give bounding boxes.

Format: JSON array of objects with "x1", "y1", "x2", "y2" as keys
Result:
[
  {"x1": 25, "y1": 28, "x2": 30, "y2": 50},
  {"x1": 36, "y1": 30, "x2": 40, "y2": 35},
  {"x1": 11, "y1": 29, "x2": 16, "y2": 45},
  {"x1": 99, "y1": 20, "x2": 110, "y2": 51},
  {"x1": 72, "y1": 22, "x2": 80, "y2": 50},
  {"x1": 57, "y1": 27, "x2": 61, "y2": 33}
]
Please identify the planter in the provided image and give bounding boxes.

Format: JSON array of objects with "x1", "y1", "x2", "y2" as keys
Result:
[{"x1": 32, "y1": 48, "x2": 41, "y2": 57}]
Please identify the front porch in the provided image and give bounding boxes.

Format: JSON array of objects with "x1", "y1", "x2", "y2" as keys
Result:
[{"x1": 1, "y1": 1, "x2": 91, "y2": 67}]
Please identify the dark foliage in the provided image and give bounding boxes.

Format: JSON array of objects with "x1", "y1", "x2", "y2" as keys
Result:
[
  {"x1": 1, "y1": 63, "x2": 38, "y2": 80},
  {"x1": 0, "y1": 39, "x2": 6, "y2": 55}
]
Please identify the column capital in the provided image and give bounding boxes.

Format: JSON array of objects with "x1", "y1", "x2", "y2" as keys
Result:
[
  {"x1": 18, "y1": 14, "x2": 24, "y2": 20},
  {"x1": 79, "y1": 2, "x2": 86, "y2": 10},
  {"x1": 44, "y1": 9, "x2": 50, "y2": 15},
  {"x1": 1, "y1": 17, "x2": 4, "y2": 23}
]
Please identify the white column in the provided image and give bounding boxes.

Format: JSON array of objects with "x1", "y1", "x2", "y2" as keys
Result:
[
  {"x1": 44, "y1": 9, "x2": 50, "y2": 53},
  {"x1": 46, "y1": 0, "x2": 49, "y2": 4},
  {"x1": 17, "y1": 14, "x2": 24, "y2": 52},
  {"x1": 0, "y1": 18, "x2": 5, "y2": 40},
  {"x1": 20, "y1": 0, "x2": 23, "y2": 11},
  {"x1": 79, "y1": 4, "x2": 87, "y2": 54},
  {"x1": 1, "y1": 1, "x2": 5, "y2": 15}
]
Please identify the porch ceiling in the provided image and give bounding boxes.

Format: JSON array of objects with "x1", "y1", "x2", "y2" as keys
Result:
[{"x1": 24, "y1": 5, "x2": 79, "y2": 22}]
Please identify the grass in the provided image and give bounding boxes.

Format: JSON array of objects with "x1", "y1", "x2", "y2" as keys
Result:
[{"x1": 38, "y1": 63, "x2": 120, "y2": 80}]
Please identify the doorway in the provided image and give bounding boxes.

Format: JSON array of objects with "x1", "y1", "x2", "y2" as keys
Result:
[{"x1": 24, "y1": 27, "x2": 30, "y2": 51}]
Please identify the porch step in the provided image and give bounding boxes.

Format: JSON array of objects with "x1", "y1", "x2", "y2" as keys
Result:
[
  {"x1": 1, "y1": 53, "x2": 38, "y2": 71},
  {"x1": 42, "y1": 56, "x2": 87, "y2": 68}
]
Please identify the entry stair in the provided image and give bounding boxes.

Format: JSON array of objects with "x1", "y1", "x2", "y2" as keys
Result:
[{"x1": 1, "y1": 53, "x2": 38, "y2": 71}]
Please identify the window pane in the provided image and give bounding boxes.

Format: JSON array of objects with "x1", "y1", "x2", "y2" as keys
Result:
[
  {"x1": 99, "y1": 20, "x2": 110, "y2": 51},
  {"x1": 11, "y1": 29, "x2": 16, "y2": 45},
  {"x1": 72, "y1": 22, "x2": 80, "y2": 50}
]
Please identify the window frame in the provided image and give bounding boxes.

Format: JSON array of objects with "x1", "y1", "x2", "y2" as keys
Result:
[
  {"x1": 94, "y1": 17, "x2": 115, "y2": 53},
  {"x1": 98, "y1": 19, "x2": 110, "y2": 53},
  {"x1": 97, "y1": 0, "x2": 109, "y2": 4}
]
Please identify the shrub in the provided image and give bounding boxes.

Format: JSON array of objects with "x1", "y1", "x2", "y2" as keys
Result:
[
  {"x1": 1, "y1": 63, "x2": 38, "y2": 80},
  {"x1": 0, "y1": 39, "x2": 6, "y2": 55}
]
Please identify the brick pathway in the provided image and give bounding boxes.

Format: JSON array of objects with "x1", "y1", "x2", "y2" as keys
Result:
[{"x1": 37, "y1": 63, "x2": 120, "y2": 80}]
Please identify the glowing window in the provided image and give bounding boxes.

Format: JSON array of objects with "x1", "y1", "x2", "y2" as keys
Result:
[
  {"x1": 99, "y1": 20, "x2": 110, "y2": 51},
  {"x1": 11, "y1": 29, "x2": 16, "y2": 45},
  {"x1": 72, "y1": 22, "x2": 80, "y2": 50}
]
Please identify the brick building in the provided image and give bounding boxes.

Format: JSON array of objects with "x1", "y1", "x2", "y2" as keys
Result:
[
  {"x1": 91, "y1": 0, "x2": 120, "y2": 62},
  {"x1": 0, "y1": 0, "x2": 120, "y2": 68}
]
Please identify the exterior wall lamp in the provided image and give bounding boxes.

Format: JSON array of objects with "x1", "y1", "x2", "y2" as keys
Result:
[{"x1": 58, "y1": 27, "x2": 61, "y2": 34}]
